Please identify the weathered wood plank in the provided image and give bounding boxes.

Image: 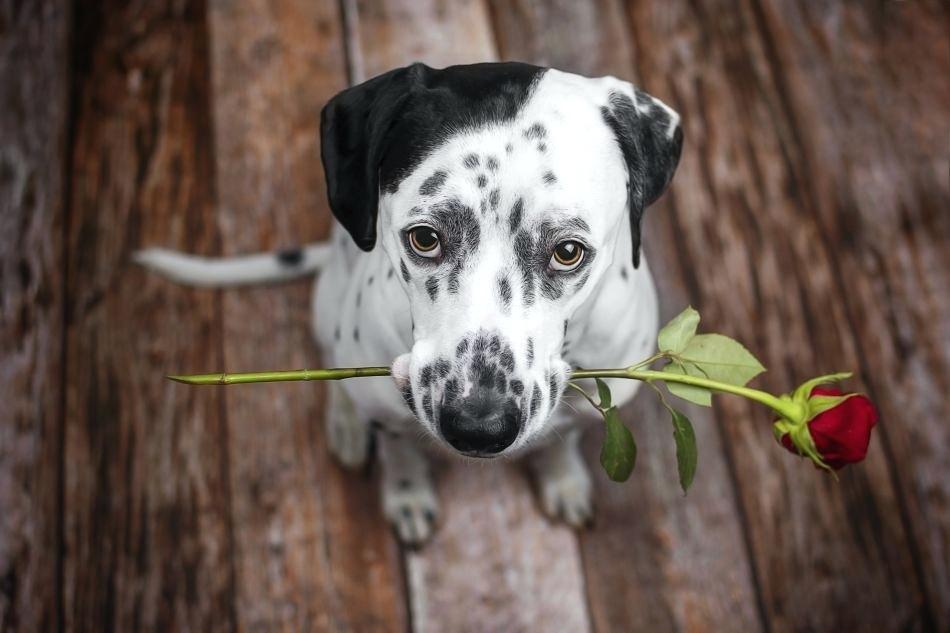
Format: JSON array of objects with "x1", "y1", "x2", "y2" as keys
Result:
[
  {"x1": 63, "y1": 2, "x2": 236, "y2": 630},
  {"x1": 490, "y1": 2, "x2": 764, "y2": 631},
  {"x1": 750, "y1": 0, "x2": 949, "y2": 625},
  {"x1": 618, "y1": 0, "x2": 936, "y2": 629},
  {"x1": 0, "y1": 1, "x2": 69, "y2": 630},
  {"x1": 350, "y1": 2, "x2": 592, "y2": 631},
  {"x1": 206, "y1": 1, "x2": 406, "y2": 630}
]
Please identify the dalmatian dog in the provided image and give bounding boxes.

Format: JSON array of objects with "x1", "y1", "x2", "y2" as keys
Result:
[{"x1": 136, "y1": 62, "x2": 682, "y2": 545}]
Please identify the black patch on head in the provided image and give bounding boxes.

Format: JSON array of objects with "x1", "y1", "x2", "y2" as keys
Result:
[
  {"x1": 498, "y1": 275, "x2": 512, "y2": 309},
  {"x1": 526, "y1": 338, "x2": 534, "y2": 367},
  {"x1": 542, "y1": 171, "x2": 557, "y2": 185},
  {"x1": 524, "y1": 122, "x2": 547, "y2": 140},
  {"x1": 425, "y1": 276, "x2": 439, "y2": 301},
  {"x1": 400, "y1": 259, "x2": 410, "y2": 282},
  {"x1": 486, "y1": 156, "x2": 499, "y2": 171},
  {"x1": 464, "y1": 153, "x2": 480, "y2": 169},
  {"x1": 537, "y1": 142, "x2": 546, "y2": 153},
  {"x1": 508, "y1": 198, "x2": 524, "y2": 234},
  {"x1": 321, "y1": 62, "x2": 545, "y2": 251},
  {"x1": 477, "y1": 174, "x2": 488, "y2": 188},
  {"x1": 420, "y1": 170, "x2": 448, "y2": 196},
  {"x1": 600, "y1": 89, "x2": 683, "y2": 267},
  {"x1": 276, "y1": 248, "x2": 304, "y2": 266}
]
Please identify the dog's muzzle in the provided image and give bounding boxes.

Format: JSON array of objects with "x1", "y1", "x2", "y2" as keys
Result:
[{"x1": 438, "y1": 391, "x2": 520, "y2": 456}]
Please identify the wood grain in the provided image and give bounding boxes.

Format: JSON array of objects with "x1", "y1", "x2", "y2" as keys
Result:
[
  {"x1": 350, "y1": 2, "x2": 592, "y2": 631},
  {"x1": 490, "y1": 1, "x2": 764, "y2": 631},
  {"x1": 750, "y1": 1, "x2": 949, "y2": 625},
  {"x1": 619, "y1": 0, "x2": 940, "y2": 629},
  {"x1": 62, "y1": 1, "x2": 235, "y2": 630},
  {"x1": 0, "y1": 1, "x2": 69, "y2": 630},
  {"x1": 207, "y1": 0, "x2": 406, "y2": 630}
]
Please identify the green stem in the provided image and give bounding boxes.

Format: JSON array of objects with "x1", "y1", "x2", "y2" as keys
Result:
[
  {"x1": 167, "y1": 366, "x2": 391, "y2": 385},
  {"x1": 167, "y1": 364, "x2": 802, "y2": 421},
  {"x1": 571, "y1": 367, "x2": 802, "y2": 421}
]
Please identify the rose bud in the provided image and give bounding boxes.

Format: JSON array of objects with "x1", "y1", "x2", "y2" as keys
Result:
[{"x1": 776, "y1": 386, "x2": 878, "y2": 470}]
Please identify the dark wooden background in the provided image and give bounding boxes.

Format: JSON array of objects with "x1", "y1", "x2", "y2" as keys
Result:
[{"x1": 2, "y1": 0, "x2": 947, "y2": 631}]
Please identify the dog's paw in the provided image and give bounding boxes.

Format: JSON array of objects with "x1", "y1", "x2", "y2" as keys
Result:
[
  {"x1": 537, "y1": 458, "x2": 594, "y2": 527},
  {"x1": 326, "y1": 411, "x2": 370, "y2": 469},
  {"x1": 382, "y1": 478, "x2": 439, "y2": 546}
]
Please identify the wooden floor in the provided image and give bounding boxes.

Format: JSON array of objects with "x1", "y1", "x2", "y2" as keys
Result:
[{"x1": 2, "y1": 0, "x2": 948, "y2": 631}]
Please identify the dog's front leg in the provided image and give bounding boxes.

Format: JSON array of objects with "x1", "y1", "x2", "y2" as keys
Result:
[
  {"x1": 529, "y1": 428, "x2": 593, "y2": 527},
  {"x1": 378, "y1": 430, "x2": 439, "y2": 545},
  {"x1": 325, "y1": 381, "x2": 371, "y2": 468}
]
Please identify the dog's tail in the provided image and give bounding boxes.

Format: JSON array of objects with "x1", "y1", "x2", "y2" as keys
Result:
[{"x1": 133, "y1": 242, "x2": 332, "y2": 287}]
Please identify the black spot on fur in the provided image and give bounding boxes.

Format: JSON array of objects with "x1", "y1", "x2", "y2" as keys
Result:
[
  {"x1": 542, "y1": 171, "x2": 557, "y2": 185},
  {"x1": 400, "y1": 259, "x2": 410, "y2": 282},
  {"x1": 277, "y1": 248, "x2": 303, "y2": 266},
  {"x1": 526, "y1": 338, "x2": 534, "y2": 367},
  {"x1": 477, "y1": 174, "x2": 488, "y2": 188},
  {"x1": 486, "y1": 156, "x2": 499, "y2": 171},
  {"x1": 500, "y1": 348, "x2": 514, "y2": 372},
  {"x1": 420, "y1": 170, "x2": 448, "y2": 196},
  {"x1": 422, "y1": 393, "x2": 434, "y2": 422},
  {"x1": 510, "y1": 379, "x2": 524, "y2": 396},
  {"x1": 489, "y1": 188, "x2": 501, "y2": 210},
  {"x1": 463, "y1": 153, "x2": 480, "y2": 169},
  {"x1": 498, "y1": 275, "x2": 512, "y2": 308},
  {"x1": 508, "y1": 198, "x2": 523, "y2": 234},
  {"x1": 537, "y1": 142, "x2": 546, "y2": 153},
  {"x1": 530, "y1": 383, "x2": 542, "y2": 417},
  {"x1": 524, "y1": 122, "x2": 547, "y2": 140},
  {"x1": 514, "y1": 229, "x2": 536, "y2": 305},
  {"x1": 505, "y1": 142, "x2": 514, "y2": 154},
  {"x1": 426, "y1": 276, "x2": 439, "y2": 301},
  {"x1": 448, "y1": 260, "x2": 462, "y2": 294},
  {"x1": 456, "y1": 338, "x2": 470, "y2": 356},
  {"x1": 548, "y1": 374, "x2": 560, "y2": 407}
]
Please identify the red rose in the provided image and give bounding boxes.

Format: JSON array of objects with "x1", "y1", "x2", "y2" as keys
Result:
[{"x1": 779, "y1": 386, "x2": 878, "y2": 470}]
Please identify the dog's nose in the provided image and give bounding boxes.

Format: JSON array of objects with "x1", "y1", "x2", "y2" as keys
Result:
[{"x1": 439, "y1": 394, "x2": 520, "y2": 455}]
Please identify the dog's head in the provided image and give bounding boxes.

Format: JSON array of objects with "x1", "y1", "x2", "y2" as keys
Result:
[{"x1": 321, "y1": 63, "x2": 681, "y2": 457}]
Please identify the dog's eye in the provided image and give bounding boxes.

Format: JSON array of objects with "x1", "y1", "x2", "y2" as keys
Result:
[
  {"x1": 550, "y1": 240, "x2": 585, "y2": 271},
  {"x1": 407, "y1": 225, "x2": 442, "y2": 258}
]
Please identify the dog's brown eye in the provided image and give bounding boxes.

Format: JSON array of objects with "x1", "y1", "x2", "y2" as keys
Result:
[
  {"x1": 550, "y1": 240, "x2": 585, "y2": 271},
  {"x1": 408, "y1": 225, "x2": 442, "y2": 258}
]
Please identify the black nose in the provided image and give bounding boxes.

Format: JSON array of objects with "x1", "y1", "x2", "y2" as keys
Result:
[{"x1": 439, "y1": 394, "x2": 520, "y2": 456}]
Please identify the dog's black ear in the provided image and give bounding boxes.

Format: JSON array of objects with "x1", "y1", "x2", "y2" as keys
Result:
[
  {"x1": 601, "y1": 85, "x2": 683, "y2": 267},
  {"x1": 320, "y1": 65, "x2": 425, "y2": 251}
]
